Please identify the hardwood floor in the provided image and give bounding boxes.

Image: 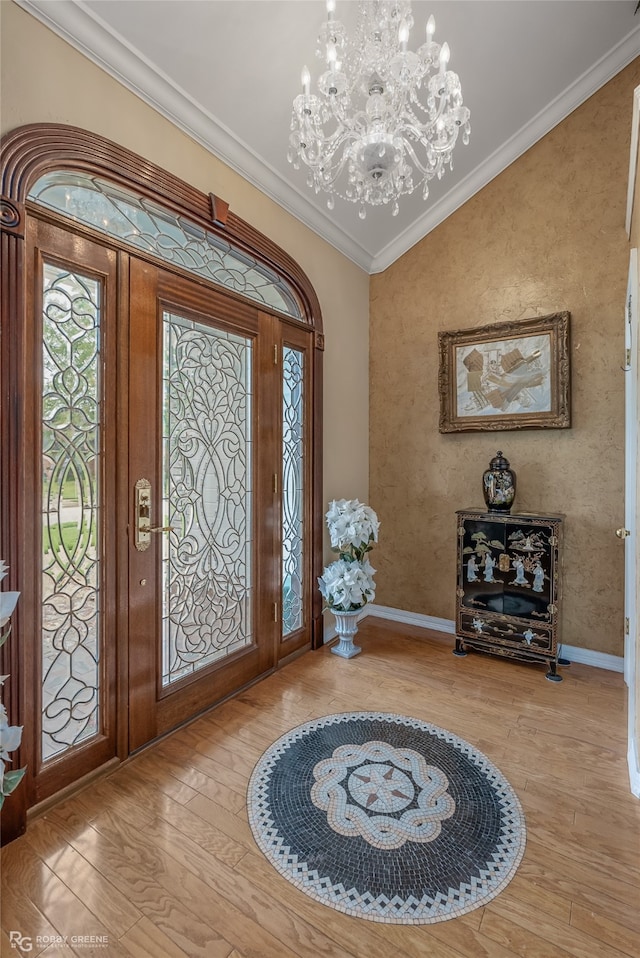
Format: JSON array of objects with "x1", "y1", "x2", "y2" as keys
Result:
[{"x1": 2, "y1": 618, "x2": 639, "y2": 958}]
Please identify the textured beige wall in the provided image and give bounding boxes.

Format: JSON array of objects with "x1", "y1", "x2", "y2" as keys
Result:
[
  {"x1": 371, "y1": 59, "x2": 640, "y2": 656},
  {"x1": 0, "y1": 1, "x2": 370, "y2": 533}
]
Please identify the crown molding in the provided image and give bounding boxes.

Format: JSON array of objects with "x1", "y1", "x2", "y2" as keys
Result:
[
  {"x1": 13, "y1": 0, "x2": 374, "y2": 273},
  {"x1": 13, "y1": 1, "x2": 640, "y2": 276}
]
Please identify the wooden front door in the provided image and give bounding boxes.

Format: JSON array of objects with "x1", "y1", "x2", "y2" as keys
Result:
[
  {"x1": 126, "y1": 258, "x2": 279, "y2": 751},
  {"x1": 20, "y1": 218, "x2": 298, "y2": 805}
]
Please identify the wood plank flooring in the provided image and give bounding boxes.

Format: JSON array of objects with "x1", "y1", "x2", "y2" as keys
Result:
[{"x1": 2, "y1": 618, "x2": 639, "y2": 958}]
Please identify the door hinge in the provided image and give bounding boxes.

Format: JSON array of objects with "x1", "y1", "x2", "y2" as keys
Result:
[
  {"x1": 625, "y1": 617, "x2": 630, "y2": 636},
  {"x1": 274, "y1": 344, "x2": 278, "y2": 365},
  {"x1": 273, "y1": 602, "x2": 279, "y2": 622},
  {"x1": 626, "y1": 347, "x2": 631, "y2": 368},
  {"x1": 273, "y1": 473, "x2": 278, "y2": 495}
]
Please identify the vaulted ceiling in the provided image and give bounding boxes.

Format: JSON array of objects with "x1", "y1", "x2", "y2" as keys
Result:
[{"x1": 15, "y1": 0, "x2": 640, "y2": 272}]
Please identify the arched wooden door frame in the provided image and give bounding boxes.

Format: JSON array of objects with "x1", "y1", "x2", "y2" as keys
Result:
[{"x1": 0, "y1": 123, "x2": 325, "y2": 844}]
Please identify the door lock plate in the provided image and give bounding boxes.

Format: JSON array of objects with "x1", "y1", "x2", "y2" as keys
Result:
[{"x1": 135, "y1": 478, "x2": 152, "y2": 551}]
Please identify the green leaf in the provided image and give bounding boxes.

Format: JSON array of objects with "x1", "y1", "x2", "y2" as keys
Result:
[{"x1": 1, "y1": 766, "x2": 26, "y2": 796}]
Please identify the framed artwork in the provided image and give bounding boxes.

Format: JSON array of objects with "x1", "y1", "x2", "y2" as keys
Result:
[{"x1": 438, "y1": 312, "x2": 571, "y2": 433}]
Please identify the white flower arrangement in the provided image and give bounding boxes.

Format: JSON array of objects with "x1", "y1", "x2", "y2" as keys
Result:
[
  {"x1": 0, "y1": 560, "x2": 24, "y2": 809},
  {"x1": 318, "y1": 499, "x2": 380, "y2": 612}
]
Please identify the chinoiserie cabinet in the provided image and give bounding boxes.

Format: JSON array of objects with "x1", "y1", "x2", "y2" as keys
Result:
[{"x1": 455, "y1": 510, "x2": 565, "y2": 681}]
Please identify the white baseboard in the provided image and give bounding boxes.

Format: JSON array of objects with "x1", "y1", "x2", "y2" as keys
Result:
[
  {"x1": 365, "y1": 603, "x2": 455, "y2": 635},
  {"x1": 363, "y1": 604, "x2": 624, "y2": 673},
  {"x1": 557, "y1": 645, "x2": 624, "y2": 673}
]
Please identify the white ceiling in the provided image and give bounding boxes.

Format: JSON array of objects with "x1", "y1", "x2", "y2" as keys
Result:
[{"x1": 15, "y1": 0, "x2": 640, "y2": 273}]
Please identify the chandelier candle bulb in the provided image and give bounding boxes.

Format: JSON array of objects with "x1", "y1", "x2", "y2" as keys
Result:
[
  {"x1": 427, "y1": 14, "x2": 435, "y2": 41},
  {"x1": 301, "y1": 65, "x2": 311, "y2": 95},
  {"x1": 439, "y1": 42, "x2": 450, "y2": 73}
]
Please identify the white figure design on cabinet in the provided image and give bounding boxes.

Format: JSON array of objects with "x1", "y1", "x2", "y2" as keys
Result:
[
  {"x1": 512, "y1": 557, "x2": 528, "y2": 586},
  {"x1": 532, "y1": 562, "x2": 545, "y2": 593},
  {"x1": 467, "y1": 555, "x2": 479, "y2": 582},
  {"x1": 523, "y1": 628, "x2": 536, "y2": 645},
  {"x1": 483, "y1": 554, "x2": 496, "y2": 582}
]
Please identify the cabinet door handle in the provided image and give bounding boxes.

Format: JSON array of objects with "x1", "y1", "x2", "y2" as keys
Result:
[{"x1": 615, "y1": 528, "x2": 631, "y2": 539}]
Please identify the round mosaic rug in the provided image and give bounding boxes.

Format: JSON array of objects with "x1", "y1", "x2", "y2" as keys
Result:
[{"x1": 247, "y1": 712, "x2": 526, "y2": 924}]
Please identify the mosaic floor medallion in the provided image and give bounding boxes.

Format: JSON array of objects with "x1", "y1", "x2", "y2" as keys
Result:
[{"x1": 247, "y1": 712, "x2": 526, "y2": 924}]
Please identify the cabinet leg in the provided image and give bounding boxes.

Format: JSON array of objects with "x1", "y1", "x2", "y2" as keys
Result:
[
  {"x1": 545, "y1": 659, "x2": 563, "y2": 682},
  {"x1": 453, "y1": 638, "x2": 468, "y2": 657}
]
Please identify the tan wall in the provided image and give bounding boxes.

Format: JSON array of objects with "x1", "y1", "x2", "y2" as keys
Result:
[
  {"x1": 370, "y1": 59, "x2": 640, "y2": 656},
  {"x1": 0, "y1": 1, "x2": 370, "y2": 545}
]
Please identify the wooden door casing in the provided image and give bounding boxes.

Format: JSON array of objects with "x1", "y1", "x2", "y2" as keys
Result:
[{"x1": 1, "y1": 124, "x2": 324, "y2": 842}]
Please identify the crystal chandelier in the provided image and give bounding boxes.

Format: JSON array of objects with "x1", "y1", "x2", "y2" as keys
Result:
[{"x1": 288, "y1": 0, "x2": 471, "y2": 218}]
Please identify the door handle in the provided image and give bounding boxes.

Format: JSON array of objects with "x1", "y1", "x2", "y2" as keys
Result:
[
  {"x1": 615, "y1": 528, "x2": 631, "y2": 539},
  {"x1": 134, "y1": 479, "x2": 174, "y2": 551}
]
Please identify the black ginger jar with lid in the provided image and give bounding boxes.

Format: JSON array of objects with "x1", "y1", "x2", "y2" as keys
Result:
[{"x1": 482, "y1": 451, "x2": 516, "y2": 513}]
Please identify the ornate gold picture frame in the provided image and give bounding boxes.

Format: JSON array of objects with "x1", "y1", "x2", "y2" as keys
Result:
[{"x1": 438, "y1": 312, "x2": 571, "y2": 433}]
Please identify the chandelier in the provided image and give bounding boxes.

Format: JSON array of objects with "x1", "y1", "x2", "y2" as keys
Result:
[{"x1": 288, "y1": 0, "x2": 470, "y2": 218}]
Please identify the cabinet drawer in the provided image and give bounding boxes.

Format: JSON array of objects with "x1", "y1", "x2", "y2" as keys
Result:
[{"x1": 458, "y1": 610, "x2": 554, "y2": 654}]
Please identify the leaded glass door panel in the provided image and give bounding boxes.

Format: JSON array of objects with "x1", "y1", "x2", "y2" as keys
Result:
[
  {"x1": 128, "y1": 260, "x2": 278, "y2": 750},
  {"x1": 23, "y1": 218, "x2": 118, "y2": 804},
  {"x1": 280, "y1": 323, "x2": 314, "y2": 659}
]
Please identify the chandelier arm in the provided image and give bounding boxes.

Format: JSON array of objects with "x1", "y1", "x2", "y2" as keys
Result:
[
  {"x1": 300, "y1": 122, "x2": 360, "y2": 163},
  {"x1": 401, "y1": 116, "x2": 460, "y2": 154},
  {"x1": 400, "y1": 138, "x2": 436, "y2": 178},
  {"x1": 315, "y1": 150, "x2": 354, "y2": 190}
]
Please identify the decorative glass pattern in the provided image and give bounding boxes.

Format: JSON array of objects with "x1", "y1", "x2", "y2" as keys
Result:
[
  {"x1": 282, "y1": 346, "x2": 304, "y2": 636},
  {"x1": 28, "y1": 172, "x2": 303, "y2": 319},
  {"x1": 162, "y1": 311, "x2": 253, "y2": 686},
  {"x1": 41, "y1": 264, "x2": 101, "y2": 762}
]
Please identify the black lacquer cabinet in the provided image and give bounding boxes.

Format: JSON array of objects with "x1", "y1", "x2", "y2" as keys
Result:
[{"x1": 455, "y1": 510, "x2": 565, "y2": 681}]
